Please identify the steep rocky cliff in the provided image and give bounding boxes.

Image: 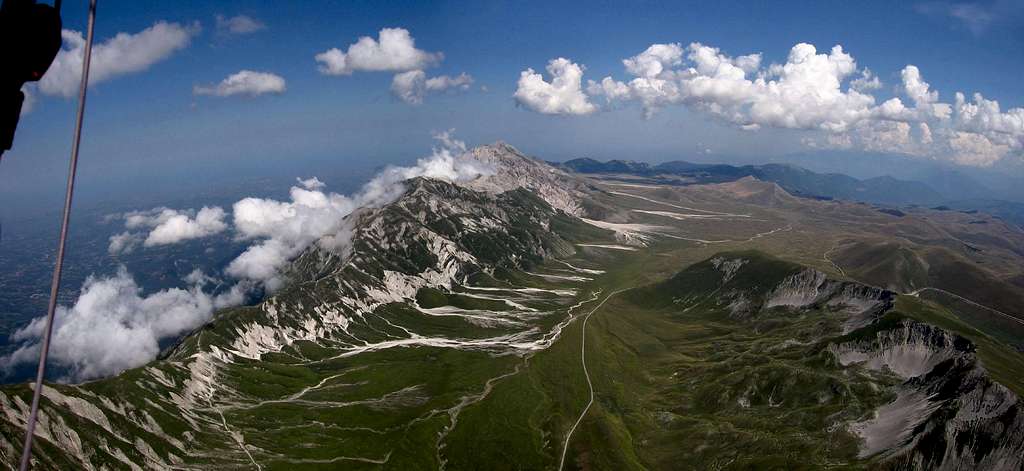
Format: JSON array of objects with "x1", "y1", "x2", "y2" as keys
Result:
[
  {"x1": 465, "y1": 142, "x2": 596, "y2": 217},
  {"x1": 629, "y1": 252, "x2": 1024, "y2": 470},
  {"x1": 834, "y1": 319, "x2": 1024, "y2": 469}
]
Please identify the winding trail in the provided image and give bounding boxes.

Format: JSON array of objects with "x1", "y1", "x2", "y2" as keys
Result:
[
  {"x1": 216, "y1": 408, "x2": 261, "y2": 470},
  {"x1": 558, "y1": 289, "x2": 627, "y2": 471},
  {"x1": 654, "y1": 224, "x2": 792, "y2": 245},
  {"x1": 823, "y1": 249, "x2": 1021, "y2": 326},
  {"x1": 606, "y1": 190, "x2": 750, "y2": 217},
  {"x1": 908, "y1": 287, "x2": 1024, "y2": 326},
  {"x1": 823, "y1": 241, "x2": 848, "y2": 277},
  {"x1": 436, "y1": 364, "x2": 525, "y2": 470}
]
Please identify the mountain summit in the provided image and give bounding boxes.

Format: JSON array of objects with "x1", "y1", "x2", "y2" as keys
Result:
[{"x1": 466, "y1": 142, "x2": 594, "y2": 216}]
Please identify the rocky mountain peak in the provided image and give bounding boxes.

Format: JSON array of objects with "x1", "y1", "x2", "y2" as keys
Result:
[{"x1": 463, "y1": 142, "x2": 593, "y2": 216}]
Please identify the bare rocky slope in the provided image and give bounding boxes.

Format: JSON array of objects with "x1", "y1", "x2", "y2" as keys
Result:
[
  {"x1": 628, "y1": 252, "x2": 1024, "y2": 469},
  {"x1": 465, "y1": 142, "x2": 597, "y2": 216},
  {"x1": 0, "y1": 155, "x2": 605, "y2": 469},
  {"x1": 741, "y1": 259, "x2": 1024, "y2": 469},
  {"x1": 835, "y1": 319, "x2": 1024, "y2": 470}
]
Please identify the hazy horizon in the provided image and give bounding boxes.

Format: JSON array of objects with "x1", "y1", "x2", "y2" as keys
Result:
[{"x1": 2, "y1": 0, "x2": 1023, "y2": 221}]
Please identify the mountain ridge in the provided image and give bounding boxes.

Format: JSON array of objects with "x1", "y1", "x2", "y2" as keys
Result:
[
  {"x1": 558, "y1": 157, "x2": 946, "y2": 206},
  {"x1": 0, "y1": 148, "x2": 618, "y2": 468},
  {"x1": 1, "y1": 144, "x2": 1022, "y2": 469}
]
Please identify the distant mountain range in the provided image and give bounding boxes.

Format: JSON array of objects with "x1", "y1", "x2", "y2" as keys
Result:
[
  {"x1": 766, "y1": 150, "x2": 1022, "y2": 202},
  {"x1": 556, "y1": 157, "x2": 1024, "y2": 227}
]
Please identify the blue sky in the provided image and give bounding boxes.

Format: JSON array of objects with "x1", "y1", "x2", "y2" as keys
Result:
[
  {"x1": 2, "y1": 0, "x2": 1023, "y2": 215},
  {"x1": 2, "y1": 0, "x2": 1024, "y2": 381}
]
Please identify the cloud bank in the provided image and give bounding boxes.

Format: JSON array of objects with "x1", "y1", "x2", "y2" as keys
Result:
[
  {"x1": 7, "y1": 133, "x2": 489, "y2": 382},
  {"x1": 229, "y1": 132, "x2": 489, "y2": 289},
  {"x1": 2, "y1": 268, "x2": 245, "y2": 381},
  {"x1": 40, "y1": 21, "x2": 200, "y2": 98},
  {"x1": 194, "y1": 70, "x2": 287, "y2": 97},
  {"x1": 518, "y1": 41, "x2": 1024, "y2": 166}
]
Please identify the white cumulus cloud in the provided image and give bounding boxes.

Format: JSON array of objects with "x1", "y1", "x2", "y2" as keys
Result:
[
  {"x1": 527, "y1": 39, "x2": 1023, "y2": 167},
  {"x1": 946, "y1": 92, "x2": 1024, "y2": 165},
  {"x1": 391, "y1": 70, "x2": 473, "y2": 105},
  {"x1": 315, "y1": 28, "x2": 441, "y2": 76},
  {"x1": 8, "y1": 132, "x2": 492, "y2": 382},
  {"x1": 850, "y1": 68, "x2": 882, "y2": 92},
  {"x1": 194, "y1": 70, "x2": 286, "y2": 97},
  {"x1": 623, "y1": 43, "x2": 687, "y2": 78},
  {"x1": 514, "y1": 58, "x2": 597, "y2": 115},
  {"x1": 1, "y1": 268, "x2": 246, "y2": 382},
  {"x1": 953, "y1": 92, "x2": 1024, "y2": 141},
  {"x1": 145, "y1": 207, "x2": 229, "y2": 246},
  {"x1": 896, "y1": 65, "x2": 952, "y2": 120},
  {"x1": 590, "y1": 42, "x2": 875, "y2": 130},
  {"x1": 107, "y1": 206, "x2": 228, "y2": 254},
  {"x1": 846, "y1": 74, "x2": 1023, "y2": 165},
  {"x1": 228, "y1": 131, "x2": 490, "y2": 289},
  {"x1": 40, "y1": 21, "x2": 199, "y2": 98}
]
